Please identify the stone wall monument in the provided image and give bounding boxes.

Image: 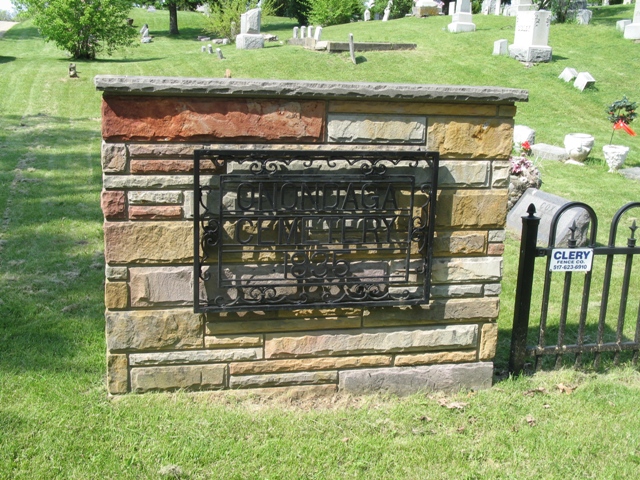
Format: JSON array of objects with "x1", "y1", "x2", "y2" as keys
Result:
[
  {"x1": 508, "y1": 10, "x2": 552, "y2": 63},
  {"x1": 96, "y1": 75, "x2": 527, "y2": 397}
]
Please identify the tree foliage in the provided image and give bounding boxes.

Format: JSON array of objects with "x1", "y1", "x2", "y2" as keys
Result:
[
  {"x1": 19, "y1": 0, "x2": 137, "y2": 59},
  {"x1": 204, "y1": 0, "x2": 276, "y2": 40},
  {"x1": 307, "y1": 0, "x2": 362, "y2": 26}
]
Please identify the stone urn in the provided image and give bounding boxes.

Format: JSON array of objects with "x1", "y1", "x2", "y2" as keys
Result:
[
  {"x1": 602, "y1": 144, "x2": 630, "y2": 172},
  {"x1": 564, "y1": 133, "x2": 595, "y2": 162}
]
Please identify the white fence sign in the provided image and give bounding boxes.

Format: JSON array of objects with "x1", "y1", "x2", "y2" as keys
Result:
[{"x1": 549, "y1": 248, "x2": 594, "y2": 272}]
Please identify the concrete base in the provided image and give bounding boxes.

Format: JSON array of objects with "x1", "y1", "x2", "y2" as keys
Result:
[
  {"x1": 448, "y1": 22, "x2": 477, "y2": 33},
  {"x1": 530, "y1": 143, "x2": 568, "y2": 161},
  {"x1": 617, "y1": 19, "x2": 631, "y2": 32},
  {"x1": 508, "y1": 45, "x2": 552, "y2": 63},
  {"x1": 236, "y1": 34, "x2": 264, "y2": 50},
  {"x1": 414, "y1": 6, "x2": 441, "y2": 16},
  {"x1": 623, "y1": 24, "x2": 640, "y2": 40},
  {"x1": 339, "y1": 363, "x2": 494, "y2": 395}
]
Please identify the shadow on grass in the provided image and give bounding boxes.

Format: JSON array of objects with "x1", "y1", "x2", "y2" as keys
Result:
[
  {"x1": 0, "y1": 56, "x2": 16, "y2": 64},
  {"x1": 591, "y1": 5, "x2": 635, "y2": 27}
]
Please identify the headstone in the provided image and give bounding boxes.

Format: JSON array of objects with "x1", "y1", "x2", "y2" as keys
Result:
[
  {"x1": 216, "y1": 48, "x2": 224, "y2": 59},
  {"x1": 222, "y1": 38, "x2": 229, "y2": 45},
  {"x1": 575, "y1": 9, "x2": 592, "y2": 25},
  {"x1": 147, "y1": 6, "x2": 156, "y2": 12},
  {"x1": 208, "y1": 44, "x2": 213, "y2": 54},
  {"x1": 573, "y1": 72, "x2": 595, "y2": 91},
  {"x1": 558, "y1": 67, "x2": 578, "y2": 82},
  {"x1": 493, "y1": 39, "x2": 508, "y2": 55},
  {"x1": 513, "y1": 125, "x2": 535, "y2": 145},
  {"x1": 349, "y1": 33, "x2": 356, "y2": 64},
  {"x1": 617, "y1": 19, "x2": 631, "y2": 32},
  {"x1": 530, "y1": 143, "x2": 568, "y2": 162},
  {"x1": 623, "y1": 1, "x2": 640, "y2": 40},
  {"x1": 481, "y1": 0, "x2": 498, "y2": 15},
  {"x1": 494, "y1": 0, "x2": 501, "y2": 15},
  {"x1": 293, "y1": 26, "x2": 298, "y2": 39},
  {"x1": 314, "y1": 26, "x2": 323, "y2": 41},
  {"x1": 448, "y1": 0, "x2": 476, "y2": 32},
  {"x1": 365, "y1": 9, "x2": 371, "y2": 21},
  {"x1": 237, "y1": 7, "x2": 265, "y2": 49},
  {"x1": 507, "y1": 189, "x2": 591, "y2": 247},
  {"x1": 508, "y1": 10, "x2": 552, "y2": 63},
  {"x1": 623, "y1": 0, "x2": 631, "y2": 4},
  {"x1": 383, "y1": 1, "x2": 392, "y2": 21},
  {"x1": 375, "y1": 13, "x2": 381, "y2": 20},
  {"x1": 300, "y1": 26, "x2": 306, "y2": 38},
  {"x1": 68, "y1": 63, "x2": 77, "y2": 78},
  {"x1": 414, "y1": 0, "x2": 443, "y2": 16},
  {"x1": 602, "y1": 0, "x2": 609, "y2": 4},
  {"x1": 307, "y1": 26, "x2": 314, "y2": 38},
  {"x1": 201, "y1": 46, "x2": 206, "y2": 53},
  {"x1": 503, "y1": 0, "x2": 533, "y2": 16}
]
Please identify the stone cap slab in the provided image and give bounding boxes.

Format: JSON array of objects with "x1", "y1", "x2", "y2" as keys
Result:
[{"x1": 95, "y1": 76, "x2": 528, "y2": 104}]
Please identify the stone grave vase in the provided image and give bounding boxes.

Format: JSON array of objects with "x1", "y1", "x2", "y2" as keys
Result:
[
  {"x1": 563, "y1": 133, "x2": 594, "y2": 163},
  {"x1": 602, "y1": 144, "x2": 630, "y2": 172}
]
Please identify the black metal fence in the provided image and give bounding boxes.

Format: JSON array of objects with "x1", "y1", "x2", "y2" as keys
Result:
[{"x1": 509, "y1": 201, "x2": 640, "y2": 374}]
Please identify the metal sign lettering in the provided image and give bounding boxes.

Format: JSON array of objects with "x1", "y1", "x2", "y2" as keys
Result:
[{"x1": 193, "y1": 149, "x2": 439, "y2": 312}]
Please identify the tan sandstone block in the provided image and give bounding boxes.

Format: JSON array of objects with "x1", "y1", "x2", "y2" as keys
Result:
[
  {"x1": 104, "y1": 222, "x2": 192, "y2": 264},
  {"x1": 362, "y1": 298, "x2": 500, "y2": 327},
  {"x1": 131, "y1": 365, "x2": 226, "y2": 392},
  {"x1": 498, "y1": 105, "x2": 517, "y2": 117},
  {"x1": 433, "y1": 231, "x2": 486, "y2": 256},
  {"x1": 265, "y1": 325, "x2": 477, "y2": 359},
  {"x1": 395, "y1": 350, "x2": 477, "y2": 366},
  {"x1": 205, "y1": 335, "x2": 263, "y2": 348},
  {"x1": 130, "y1": 159, "x2": 223, "y2": 174},
  {"x1": 428, "y1": 117, "x2": 513, "y2": 159},
  {"x1": 106, "y1": 309, "x2": 203, "y2": 352},
  {"x1": 438, "y1": 161, "x2": 489, "y2": 187},
  {"x1": 107, "y1": 354, "x2": 129, "y2": 394},
  {"x1": 102, "y1": 142, "x2": 128, "y2": 172},
  {"x1": 206, "y1": 384, "x2": 338, "y2": 400},
  {"x1": 229, "y1": 371, "x2": 338, "y2": 389},
  {"x1": 205, "y1": 316, "x2": 361, "y2": 335},
  {"x1": 229, "y1": 355, "x2": 392, "y2": 375},
  {"x1": 432, "y1": 257, "x2": 502, "y2": 283},
  {"x1": 105, "y1": 281, "x2": 128, "y2": 310},
  {"x1": 480, "y1": 323, "x2": 498, "y2": 360},
  {"x1": 436, "y1": 190, "x2": 508, "y2": 228},
  {"x1": 102, "y1": 97, "x2": 325, "y2": 143},
  {"x1": 101, "y1": 190, "x2": 126, "y2": 220}
]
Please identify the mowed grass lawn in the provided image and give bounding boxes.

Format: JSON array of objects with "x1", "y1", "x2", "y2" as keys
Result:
[{"x1": 1, "y1": 7, "x2": 640, "y2": 478}]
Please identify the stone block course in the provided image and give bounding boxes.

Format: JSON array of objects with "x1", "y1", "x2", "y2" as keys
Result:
[
  {"x1": 129, "y1": 348, "x2": 262, "y2": 366},
  {"x1": 131, "y1": 364, "x2": 226, "y2": 392},
  {"x1": 130, "y1": 266, "x2": 199, "y2": 307},
  {"x1": 395, "y1": 350, "x2": 477, "y2": 366},
  {"x1": 436, "y1": 190, "x2": 508, "y2": 228},
  {"x1": 105, "y1": 281, "x2": 129, "y2": 310},
  {"x1": 130, "y1": 159, "x2": 224, "y2": 174},
  {"x1": 103, "y1": 174, "x2": 214, "y2": 190},
  {"x1": 205, "y1": 334, "x2": 264, "y2": 348},
  {"x1": 205, "y1": 316, "x2": 362, "y2": 335},
  {"x1": 229, "y1": 355, "x2": 392, "y2": 375},
  {"x1": 104, "y1": 222, "x2": 193, "y2": 264},
  {"x1": 129, "y1": 205, "x2": 183, "y2": 220},
  {"x1": 432, "y1": 257, "x2": 502, "y2": 283},
  {"x1": 264, "y1": 325, "x2": 477, "y2": 359},
  {"x1": 438, "y1": 160, "x2": 489, "y2": 187},
  {"x1": 433, "y1": 231, "x2": 486, "y2": 256},
  {"x1": 327, "y1": 113, "x2": 426, "y2": 144},
  {"x1": 339, "y1": 362, "x2": 493, "y2": 395},
  {"x1": 102, "y1": 142, "x2": 128, "y2": 172},
  {"x1": 106, "y1": 309, "x2": 203, "y2": 352},
  {"x1": 128, "y1": 191, "x2": 183, "y2": 205},
  {"x1": 230, "y1": 371, "x2": 338, "y2": 389},
  {"x1": 107, "y1": 354, "x2": 129, "y2": 395},
  {"x1": 480, "y1": 323, "x2": 498, "y2": 360},
  {"x1": 428, "y1": 117, "x2": 513, "y2": 159},
  {"x1": 101, "y1": 190, "x2": 126, "y2": 220},
  {"x1": 328, "y1": 101, "x2": 498, "y2": 117},
  {"x1": 102, "y1": 96, "x2": 325, "y2": 143}
]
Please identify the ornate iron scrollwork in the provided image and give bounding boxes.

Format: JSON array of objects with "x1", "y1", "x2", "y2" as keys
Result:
[{"x1": 193, "y1": 149, "x2": 439, "y2": 312}]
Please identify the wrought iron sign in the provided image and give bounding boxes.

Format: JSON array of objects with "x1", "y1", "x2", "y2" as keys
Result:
[{"x1": 193, "y1": 149, "x2": 439, "y2": 312}]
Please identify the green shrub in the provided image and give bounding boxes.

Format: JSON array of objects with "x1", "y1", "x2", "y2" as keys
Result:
[
  {"x1": 471, "y1": 0, "x2": 482, "y2": 14},
  {"x1": 307, "y1": 0, "x2": 362, "y2": 26},
  {"x1": 282, "y1": 0, "x2": 311, "y2": 24}
]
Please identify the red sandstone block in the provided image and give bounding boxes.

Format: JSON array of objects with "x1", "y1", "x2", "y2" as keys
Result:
[
  {"x1": 130, "y1": 159, "x2": 224, "y2": 174},
  {"x1": 487, "y1": 243, "x2": 505, "y2": 256},
  {"x1": 101, "y1": 96, "x2": 325, "y2": 143},
  {"x1": 101, "y1": 190, "x2": 126, "y2": 220},
  {"x1": 129, "y1": 206, "x2": 183, "y2": 220}
]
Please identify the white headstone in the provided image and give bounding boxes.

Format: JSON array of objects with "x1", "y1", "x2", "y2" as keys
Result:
[
  {"x1": 314, "y1": 26, "x2": 323, "y2": 41},
  {"x1": 383, "y1": 1, "x2": 392, "y2": 21},
  {"x1": 201, "y1": 46, "x2": 206, "y2": 53},
  {"x1": 307, "y1": 26, "x2": 313, "y2": 38},
  {"x1": 240, "y1": 8, "x2": 261, "y2": 35},
  {"x1": 575, "y1": 9, "x2": 592, "y2": 25},
  {"x1": 623, "y1": 1, "x2": 640, "y2": 39},
  {"x1": 558, "y1": 67, "x2": 578, "y2": 82},
  {"x1": 448, "y1": 0, "x2": 476, "y2": 32},
  {"x1": 602, "y1": 0, "x2": 609, "y2": 5},
  {"x1": 617, "y1": 19, "x2": 631, "y2": 32},
  {"x1": 293, "y1": 26, "x2": 298, "y2": 39},
  {"x1": 216, "y1": 48, "x2": 224, "y2": 59},
  {"x1": 300, "y1": 26, "x2": 306, "y2": 38},
  {"x1": 494, "y1": 0, "x2": 501, "y2": 15},
  {"x1": 508, "y1": 11, "x2": 552, "y2": 62},
  {"x1": 573, "y1": 72, "x2": 595, "y2": 91},
  {"x1": 513, "y1": 125, "x2": 536, "y2": 146},
  {"x1": 365, "y1": 9, "x2": 371, "y2": 21},
  {"x1": 207, "y1": 44, "x2": 213, "y2": 54},
  {"x1": 492, "y1": 39, "x2": 508, "y2": 55},
  {"x1": 623, "y1": 0, "x2": 631, "y2": 4}
]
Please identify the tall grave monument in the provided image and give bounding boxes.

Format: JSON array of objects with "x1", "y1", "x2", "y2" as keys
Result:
[
  {"x1": 508, "y1": 10, "x2": 552, "y2": 63},
  {"x1": 623, "y1": 1, "x2": 640, "y2": 40},
  {"x1": 448, "y1": 0, "x2": 476, "y2": 32},
  {"x1": 236, "y1": 7, "x2": 264, "y2": 49}
]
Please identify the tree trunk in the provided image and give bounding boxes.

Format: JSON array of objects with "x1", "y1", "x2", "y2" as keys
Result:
[{"x1": 169, "y1": 3, "x2": 179, "y2": 35}]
